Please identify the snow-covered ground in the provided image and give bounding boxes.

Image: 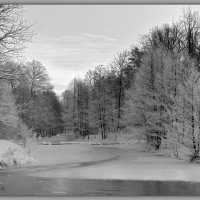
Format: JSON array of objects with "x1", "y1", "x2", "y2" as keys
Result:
[
  {"x1": 0, "y1": 140, "x2": 34, "y2": 168},
  {"x1": 30, "y1": 143, "x2": 114, "y2": 166},
  {"x1": 27, "y1": 141, "x2": 200, "y2": 183},
  {"x1": 3, "y1": 131, "x2": 200, "y2": 183}
]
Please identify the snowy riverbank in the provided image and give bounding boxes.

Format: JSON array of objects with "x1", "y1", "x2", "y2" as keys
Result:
[{"x1": 0, "y1": 140, "x2": 35, "y2": 168}]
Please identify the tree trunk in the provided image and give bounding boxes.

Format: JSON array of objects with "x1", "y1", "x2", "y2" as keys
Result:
[
  {"x1": 191, "y1": 87, "x2": 196, "y2": 152},
  {"x1": 117, "y1": 74, "x2": 122, "y2": 131}
]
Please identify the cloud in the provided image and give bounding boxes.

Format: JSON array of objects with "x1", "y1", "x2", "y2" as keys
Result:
[
  {"x1": 81, "y1": 33, "x2": 117, "y2": 42},
  {"x1": 24, "y1": 32, "x2": 130, "y2": 94}
]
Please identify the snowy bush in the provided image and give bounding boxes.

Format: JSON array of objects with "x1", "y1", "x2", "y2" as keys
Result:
[{"x1": 0, "y1": 140, "x2": 35, "y2": 168}]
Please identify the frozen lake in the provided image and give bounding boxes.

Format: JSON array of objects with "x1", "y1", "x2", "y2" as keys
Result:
[{"x1": 1, "y1": 143, "x2": 200, "y2": 195}]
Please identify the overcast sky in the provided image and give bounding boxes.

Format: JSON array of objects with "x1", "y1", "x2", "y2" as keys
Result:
[{"x1": 23, "y1": 5, "x2": 200, "y2": 95}]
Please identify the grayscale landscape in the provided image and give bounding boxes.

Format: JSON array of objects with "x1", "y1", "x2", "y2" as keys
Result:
[{"x1": 1, "y1": 4, "x2": 200, "y2": 196}]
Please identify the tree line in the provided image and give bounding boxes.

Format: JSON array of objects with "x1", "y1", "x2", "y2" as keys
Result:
[
  {"x1": 1, "y1": 5, "x2": 200, "y2": 161},
  {"x1": 62, "y1": 9, "x2": 200, "y2": 161},
  {"x1": 0, "y1": 5, "x2": 63, "y2": 144},
  {"x1": 61, "y1": 49, "x2": 143, "y2": 140}
]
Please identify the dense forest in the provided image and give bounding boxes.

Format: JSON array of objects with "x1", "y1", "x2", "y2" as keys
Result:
[
  {"x1": 0, "y1": 5, "x2": 63, "y2": 142},
  {"x1": 2, "y1": 5, "x2": 200, "y2": 162},
  {"x1": 61, "y1": 8, "x2": 200, "y2": 161}
]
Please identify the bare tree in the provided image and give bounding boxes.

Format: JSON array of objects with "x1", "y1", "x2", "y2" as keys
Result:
[
  {"x1": 25, "y1": 60, "x2": 53, "y2": 100},
  {"x1": 111, "y1": 50, "x2": 130, "y2": 131},
  {"x1": 0, "y1": 5, "x2": 33, "y2": 62}
]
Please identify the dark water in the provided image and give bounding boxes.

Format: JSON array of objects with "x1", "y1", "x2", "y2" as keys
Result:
[{"x1": 1, "y1": 170, "x2": 200, "y2": 196}]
